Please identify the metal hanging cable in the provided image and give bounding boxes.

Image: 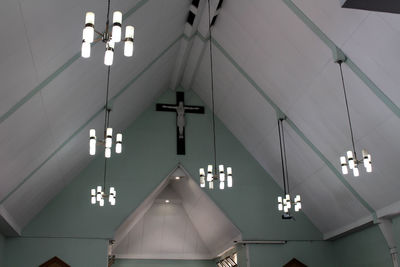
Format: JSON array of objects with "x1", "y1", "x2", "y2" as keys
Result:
[
  {"x1": 338, "y1": 61, "x2": 357, "y2": 157},
  {"x1": 278, "y1": 119, "x2": 287, "y2": 195},
  {"x1": 208, "y1": 0, "x2": 217, "y2": 170}
]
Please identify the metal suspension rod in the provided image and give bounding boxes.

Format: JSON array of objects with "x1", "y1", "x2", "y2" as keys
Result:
[
  {"x1": 338, "y1": 61, "x2": 357, "y2": 158},
  {"x1": 208, "y1": 0, "x2": 217, "y2": 171},
  {"x1": 281, "y1": 119, "x2": 290, "y2": 194},
  {"x1": 278, "y1": 119, "x2": 287, "y2": 195},
  {"x1": 104, "y1": 66, "x2": 111, "y2": 134}
]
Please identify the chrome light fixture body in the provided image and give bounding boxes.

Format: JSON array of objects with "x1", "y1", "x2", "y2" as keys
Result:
[
  {"x1": 81, "y1": 1, "x2": 135, "y2": 65},
  {"x1": 336, "y1": 60, "x2": 372, "y2": 177}
]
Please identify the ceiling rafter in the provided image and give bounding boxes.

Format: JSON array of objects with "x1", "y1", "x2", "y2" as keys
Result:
[
  {"x1": 0, "y1": 34, "x2": 183, "y2": 206},
  {"x1": 186, "y1": 31, "x2": 376, "y2": 229},
  {"x1": 0, "y1": 0, "x2": 151, "y2": 126},
  {"x1": 283, "y1": 0, "x2": 400, "y2": 119}
]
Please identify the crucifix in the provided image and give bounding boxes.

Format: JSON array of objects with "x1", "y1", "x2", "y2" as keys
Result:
[{"x1": 156, "y1": 92, "x2": 204, "y2": 155}]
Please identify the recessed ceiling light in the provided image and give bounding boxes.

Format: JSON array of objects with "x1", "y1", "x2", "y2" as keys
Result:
[
  {"x1": 165, "y1": 200, "x2": 170, "y2": 203},
  {"x1": 175, "y1": 176, "x2": 180, "y2": 180}
]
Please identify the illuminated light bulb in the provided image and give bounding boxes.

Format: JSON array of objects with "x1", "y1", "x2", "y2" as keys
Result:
[
  {"x1": 278, "y1": 196, "x2": 282, "y2": 203},
  {"x1": 366, "y1": 164, "x2": 372, "y2": 173},
  {"x1": 287, "y1": 201, "x2": 292, "y2": 209},
  {"x1": 347, "y1": 151, "x2": 355, "y2": 169},
  {"x1": 227, "y1": 175, "x2": 233, "y2": 188},
  {"x1": 285, "y1": 194, "x2": 290, "y2": 201},
  {"x1": 105, "y1": 128, "x2": 113, "y2": 148},
  {"x1": 105, "y1": 147, "x2": 111, "y2": 158},
  {"x1": 353, "y1": 166, "x2": 359, "y2": 177},
  {"x1": 284, "y1": 205, "x2": 289, "y2": 213},
  {"x1": 295, "y1": 195, "x2": 301, "y2": 203},
  {"x1": 81, "y1": 41, "x2": 91, "y2": 58},
  {"x1": 96, "y1": 186, "x2": 102, "y2": 202},
  {"x1": 227, "y1": 167, "x2": 232, "y2": 175},
  {"x1": 206, "y1": 165, "x2": 213, "y2": 182},
  {"x1": 115, "y1": 133, "x2": 122, "y2": 154},
  {"x1": 112, "y1": 11, "x2": 122, "y2": 42},
  {"x1": 340, "y1": 156, "x2": 348, "y2": 174},
  {"x1": 124, "y1": 26, "x2": 134, "y2": 57},
  {"x1": 219, "y1": 181, "x2": 225, "y2": 190},
  {"x1": 91, "y1": 196, "x2": 96, "y2": 204},
  {"x1": 209, "y1": 181, "x2": 214, "y2": 190},
  {"x1": 104, "y1": 42, "x2": 115, "y2": 66},
  {"x1": 200, "y1": 176, "x2": 205, "y2": 188},
  {"x1": 295, "y1": 204, "x2": 299, "y2": 212},
  {"x1": 89, "y1": 139, "x2": 96, "y2": 156},
  {"x1": 99, "y1": 198, "x2": 105, "y2": 207},
  {"x1": 278, "y1": 203, "x2": 283, "y2": 211},
  {"x1": 83, "y1": 12, "x2": 95, "y2": 43}
]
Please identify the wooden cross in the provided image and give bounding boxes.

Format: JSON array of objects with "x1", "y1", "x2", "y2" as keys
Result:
[{"x1": 156, "y1": 92, "x2": 204, "y2": 155}]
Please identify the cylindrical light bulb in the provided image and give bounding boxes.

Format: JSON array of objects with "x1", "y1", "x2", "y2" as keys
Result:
[
  {"x1": 200, "y1": 176, "x2": 205, "y2": 188},
  {"x1": 112, "y1": 11, "x2": 122, "y2": 42},
  {"x1": 105, "y1": 147, "x2": 111, "y2": 158},
  {"x1": 91, "y1": 196, "x2": 96, "y2": 204},
  {"x1": 91, "y1": 189, "x2": 96, "y2": 196},
  {"x1": 97, "y1": 186, "x2": 102, "y2": 193},
  {"x1": 342, "y1": 165, "x2": 348, "y2": 175},
  {"x1": 116, "y1": 133, "x2": 122, "y2": 142},
  {"x1": 209, "y1": 181, "x2": 214, "y2": 190},
  {"x1": 125, "y1": 25, "x2": 134, "y2": 39},
  {"x1": 227, "y1": 167, "x2": 232, "y2": 175},
  {"x1": 227, "y1": 175, "x2": 233, "y2": 188},
  {"x1": 219, "y1": 181, "x2": 225, "y2": 190},
  {"x1": 219, "y1": 173, "x2": 225, "y2": 182},
  {"x1": 353, "y1": 167, "x2": 359, "y2": 177},
  {"x1": 81, "y1": 41, "x2": 91, "y2": 58},
  {"x1": 207, "y1": 165, "x2": 213, "y2": 173},
  {"x1": 104, "y1": 49, "x2": 114, "y2": 66},
  {"x1": 278, "y1": 196, "x2": 282, "y2": 203},
  {"x1": 89, "y1": 139, "x2": 96, "y2": 155},
  {"x1": 124, "y1": 40, "x2": 134, "y2": 57},
  {"x1": 366, "y1": 164, "x2": 372, "y2": 173},
  {"x1": 347, "y1": 150, "x2": 353, "y2": 159},
  {"x1": 199, "y1": 168, "x2": 205, "y2": 176},
  {"x1": 219, "y1": 165, "x2": 224, "y2": 172},
  {"x1": 278, "y1": 203, "x2": 283, "y2": 211},
  {"x1": 90, "y1": 129, "x2": 96, "y2": 137},
  {"x1": 115, "y1": 143, "x2": 122, "y2": 154},
  {"x1": 85, "y1": 12, "x2": 95, "y2": 25},
  {"x1": 100, "y1": 198, "x2": 104, "y2": 207}
]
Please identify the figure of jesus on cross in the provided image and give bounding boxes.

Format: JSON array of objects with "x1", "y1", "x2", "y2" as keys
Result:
[{"x1": 156, "y1": 92, "x2": 204, "y2": 155}]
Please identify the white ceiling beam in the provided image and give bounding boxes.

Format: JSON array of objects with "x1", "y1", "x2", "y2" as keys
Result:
[{"x1": 169, "y1": 0, "x2": 208, "y2": 90}]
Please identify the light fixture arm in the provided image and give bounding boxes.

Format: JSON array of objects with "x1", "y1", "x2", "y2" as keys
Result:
[{"x1": 337, "y1": 60, "x2": 357, "y2": 158}]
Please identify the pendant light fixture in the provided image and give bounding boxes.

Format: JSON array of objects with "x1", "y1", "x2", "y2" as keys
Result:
[
  {"x1": 336, "y1": 60, "x2": 372, "y2": 177},
  {"x1": 89, "y1": 67, "x2": 123, "y2": 158},
  {"x1": 199, "y1": 0, "x2": 233, "y2": 190},
  {"x1": 90, "y1": 158, "x2": 116, "y2": 206},
  {"x1": 81, "y1": 0, "x2": 135, "y2": 65},
  {"x1": 276, "y1": 118, "x2": 301, "y2": 219}
]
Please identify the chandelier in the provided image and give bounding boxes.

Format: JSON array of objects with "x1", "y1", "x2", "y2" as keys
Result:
[
  {"x1": 90, "y1": 158, "x2": 116, "y2": 206},
  {"x1": 336, "y1": 60, "x2": 372, "y2": 177},
  {"x1": 199, "y1": 0, "x2": 233, "y2": 190},
  {"x1": 276, "y1": 118, "x2": 302, "y2": 218},
  {"x1": 81, "y1": 0, "x2": 135, "y2": 65}
]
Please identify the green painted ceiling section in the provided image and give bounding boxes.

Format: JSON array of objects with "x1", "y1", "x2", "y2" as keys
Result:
[{"x1": 22, "y1": 90, "x2": 322, "y2": 241}]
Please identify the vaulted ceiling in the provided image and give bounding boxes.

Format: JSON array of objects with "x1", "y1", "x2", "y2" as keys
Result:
[{"x1": 0, "y1": 0, "x2": 399, "y2": 240}]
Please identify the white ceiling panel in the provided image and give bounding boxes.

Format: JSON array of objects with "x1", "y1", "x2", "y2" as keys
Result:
[{"x1": 294, "y1": 166, "x2": 371, "y2": 234}]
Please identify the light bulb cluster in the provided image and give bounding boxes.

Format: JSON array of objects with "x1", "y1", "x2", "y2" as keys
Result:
[
  {"x1": 340, "y1": 149, "x2": 372, "y2": 177},
  {"x1": 91, "y1": 186, "x2": 116, "y2": 206},
  {"x1": 89, "y1": 128, "x2": 122, "y2": 158},
  {"x1": 81, "y1": 11, "x2": 135, "y2": 65},
  {"x1": 278, "y1": 194, "x2": 302, "y2": 213},
  {"x1": 199, "y1": 165, "x2": 233, "y2": 190}
]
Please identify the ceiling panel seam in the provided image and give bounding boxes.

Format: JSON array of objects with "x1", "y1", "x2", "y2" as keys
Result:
[
  {"x1": 282, "y1": 0, "x2": 400, "y2": 119},
  {"x1": 0, "y1": 34, "x2": 183, "y2": 205},
  {"x1": 189, "y1": 31, "x2": 376, "y2": 218},
  {"x1": 0, "y1": 0, "x2": 151, "y2": 126}
]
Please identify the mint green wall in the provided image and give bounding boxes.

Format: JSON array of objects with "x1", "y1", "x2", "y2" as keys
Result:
[
  {"x1": 7, "y1": 90, "x2": 324, "y2": 266},
  {"x1": 332, "y1": 225, "x2": 392, "y2": 267},
  {"x1": 394, "y1": 216, "x2": 400, "y2": 251},
  {"x1": 0, "y1": 233, "x2": 4, "y2": 267},
  {"x1": 248, "y1": 241, "x2": 334, "y2": 267},
  {"x1": 4, "y1": 237, "x2": 108, "y2": 267},
  {"x1": 23, "y1": 90, "x2": 321, "y2": 241},
  {"x1": 113, "y1": 259, "x2": 215, "y2": 267}
]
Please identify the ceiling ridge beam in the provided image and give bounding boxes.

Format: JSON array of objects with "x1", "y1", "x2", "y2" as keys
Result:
[
  {"x1": 282, "y1": 0, "x2": 400, "y2": 119},
  {"x1": 0, "y1": 34, "x2": 183, "y2": 206},
  {"x1": 0, "y1": 0, "x2": 151, "y2": 126},
  {"x1": 190, "y1": 31, "x2": 376, "y2": 219}
]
